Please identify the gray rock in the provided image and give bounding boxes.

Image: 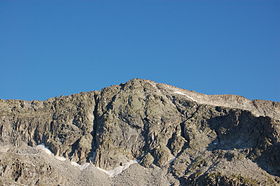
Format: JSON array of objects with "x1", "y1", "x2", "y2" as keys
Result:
[{"x1": 0, "y1": 79, "x2": 279, "y2": 185}]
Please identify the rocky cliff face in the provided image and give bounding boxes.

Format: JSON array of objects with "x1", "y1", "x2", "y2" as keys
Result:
[{"x1": 0, "y1": 79, "x2": 279, "y2": 186}]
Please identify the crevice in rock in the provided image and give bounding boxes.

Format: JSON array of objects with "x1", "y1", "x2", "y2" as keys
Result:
[
  {"x1": 180, "y1": 122, "x2": 187, "y2": 142},
  {"x1": 186, "y1": 105, "x2": 200, "y2": 120},
  {"x1": 105, "y1": 94, "x2": 117, "y2": 111},
  {"x1": 87, "y1": 93, "x2": 100, "y2": 163},
  {"x1": 167, "y1": 132, "x2": 176, "y2": 153},
  {"x1": 141, "y1": 117, "x2": 151, "y2": 154},
  {"x1": 68, "y1": 139, "x2": 80, "y2": 160}
]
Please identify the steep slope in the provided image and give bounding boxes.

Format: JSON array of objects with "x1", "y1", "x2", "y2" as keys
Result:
[{"x1": 0, "y1": 79, "x2": 279, "y2": 185}]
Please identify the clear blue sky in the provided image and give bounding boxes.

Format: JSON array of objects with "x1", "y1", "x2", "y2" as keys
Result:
[{"x1": 0, "y1": 0, "x2": 279, "y2": 101}]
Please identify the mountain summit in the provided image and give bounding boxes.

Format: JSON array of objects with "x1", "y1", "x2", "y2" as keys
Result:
[{"x1": 0, "y1": 79, "x2": 279, "y2": 185}]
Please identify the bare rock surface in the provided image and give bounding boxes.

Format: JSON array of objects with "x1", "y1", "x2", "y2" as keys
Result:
[{"x1": 0, "y1": 79, "x2": 279, "y2": 185}]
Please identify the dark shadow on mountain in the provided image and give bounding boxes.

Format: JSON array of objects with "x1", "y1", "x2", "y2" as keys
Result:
[
  {"x1": 206, "y1": 110, "x2": 280, "y2": 176},
  {"x1": 206, "y1": 110, "x2": 264, "y2": 151},
  {"x1": 254, "y1": 142, "x2": 280, "y2": 176}
]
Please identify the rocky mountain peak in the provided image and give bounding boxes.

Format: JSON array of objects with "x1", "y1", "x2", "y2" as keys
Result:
[{"x1": 0, "y1": 79, "x2": 279, "y2": 185}]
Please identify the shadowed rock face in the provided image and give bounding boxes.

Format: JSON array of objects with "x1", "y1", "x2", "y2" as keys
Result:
[
  {"x1": 0, "y1": 92, "x2": 96, "y2": 164},
  {"x1": 0, "y1": 79, "x2": 280, "y2": 185}
]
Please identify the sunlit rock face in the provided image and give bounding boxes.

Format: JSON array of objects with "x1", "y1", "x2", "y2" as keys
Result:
[{"x1": 0, "y1": 79, "x2": 280, "y2": 186}]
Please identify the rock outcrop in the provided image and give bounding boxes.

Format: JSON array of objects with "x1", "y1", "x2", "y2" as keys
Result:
[{"x1": 0, "y1": 79, "x2": 279, "y2": 185}]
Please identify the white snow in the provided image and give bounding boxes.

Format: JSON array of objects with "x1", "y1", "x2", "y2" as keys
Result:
[
  {"x1": 169, "y1": 156, "x2": 176, "y2": 164},
  {"x1": 37, "y1": 144, "x2": 53, "y2": 156},
  {"x1": 70, "y1": 160, "x2": 138, "y2": 176},
  {"x1": 36, "y1": 144, "x2": 138, "y2": 177},
  {"x1": 174, "y1": 91, "x2": 186, "y2": 96},
  {"x1": 55, "y1": 156, "x2": 66, "y2": 161},
  {"x1": 70, "y1": 159, "x2": 138, "y2": 176},
  {"x1": 71, "y1": 161, "x2": 80, "y2": 167},
  {"x1": 174, "y1": 91, "x2": 196, "y2": 102},
  {"x1": 71, "y1": 162, "x2": 90, "y2": 170},
  {"x1": 37, "y1": 144, "x2": 66, "y2": 161},
  {"x1": 80, "y1": 163, "x2": 90, "y2": 170},
  {"x1": 96, "y1": 160, "x2": 138, "y2": 177}
]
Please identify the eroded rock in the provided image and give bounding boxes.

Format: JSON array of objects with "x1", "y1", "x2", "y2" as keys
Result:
[{"x1": 0, "y1": 79, "x2": 279, "y2": 185}]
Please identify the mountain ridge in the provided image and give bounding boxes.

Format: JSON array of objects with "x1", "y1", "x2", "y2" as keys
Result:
[
  {"x1": 0, "y1": 79, "x2": 279, "y2": 185},
  {"x1": 2, "y1": 79, "x2": 279, "y2": 120}
]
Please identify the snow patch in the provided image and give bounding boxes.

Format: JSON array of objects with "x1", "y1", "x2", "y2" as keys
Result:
[
  {"x1": 174, "y1": 91, "x2": 186, "y2": 96},
  {"x1": 55, "y1": 156, "x2": 66, "y2": 161},
  {"x1": 70, "y1": 159, "x2": 138, "y2": 175},
  {"x1": 96, "y1": 160, "x2": 138, "y2": 177},
  {"x1": 37, "y1": 144, "x2": 53, "y2": 156},
  {"x1": 37, "y1": 144, "x2": 66, "y2": 162},
  {"x1": 36, "y1": 144, "x2": 137, "y2": 176},
  {"x1": 71, "y1": 162, "x2": 90, "y2": 170},
  {"x1": 80, "y1": 163, "x2": 90, "y2": 170},
  {"x1": 71, "y1": 161, "x2": 80, "y2": 167},
  {"x1": 174, "y1": 91, "x2": 196, "y2": 102},
  {"x1": 169, "y1": 156, "x2": 176, "y2": 164}
]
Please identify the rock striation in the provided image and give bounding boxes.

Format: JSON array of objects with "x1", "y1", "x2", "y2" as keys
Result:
[{"x1": 0, "y1": 79, "x2": 279, "y2": 185}]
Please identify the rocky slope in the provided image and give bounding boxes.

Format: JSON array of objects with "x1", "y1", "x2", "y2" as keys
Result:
[{"x1": 0, "y1": 79, "x2": 279, "y2": 185}]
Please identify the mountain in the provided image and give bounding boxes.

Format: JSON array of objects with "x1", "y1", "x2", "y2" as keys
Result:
[{"x1": 0, "y1": 79, "x2": 279, "y2": 186}]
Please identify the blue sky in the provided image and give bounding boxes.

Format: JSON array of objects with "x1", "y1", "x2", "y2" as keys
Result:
[{"x1": 0, "y1": 0, "x2": 279, "y2": 101}]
